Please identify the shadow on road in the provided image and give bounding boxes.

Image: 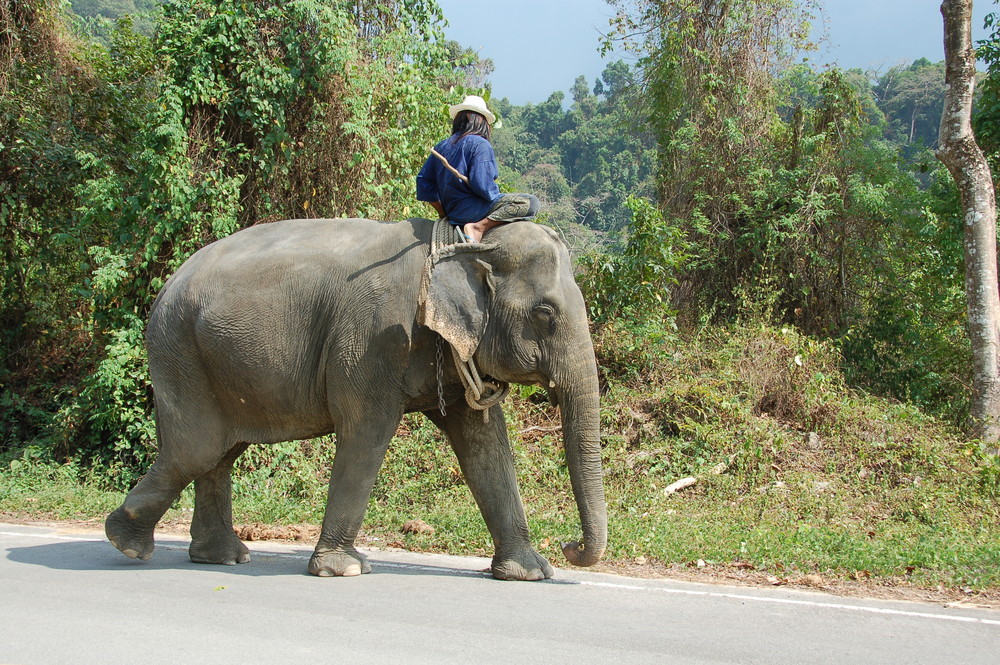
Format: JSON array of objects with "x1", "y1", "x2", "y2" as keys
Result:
[
  {"x1": 3, "y1": 535, "x2": 552, "y2": 583},
  {"x1": 5, "y1": 538, "x2": 306, "y2": 577}
]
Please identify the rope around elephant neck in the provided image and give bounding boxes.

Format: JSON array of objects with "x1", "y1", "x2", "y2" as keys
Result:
[{"x1": 430, "y1": 218, "x2": 510, "y2": 421}]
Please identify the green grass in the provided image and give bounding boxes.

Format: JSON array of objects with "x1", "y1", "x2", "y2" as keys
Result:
[
  {"x1": 3, "y1": 323, "x2": 1000, "y2": 590},
  {"x1": 0, "y1": 449, "x2": 126, "y2": 519}
]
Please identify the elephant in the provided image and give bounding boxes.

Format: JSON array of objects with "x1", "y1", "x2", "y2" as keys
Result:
[{"x1": 104, "y1": 217, "x2": 607, "y2": 581}]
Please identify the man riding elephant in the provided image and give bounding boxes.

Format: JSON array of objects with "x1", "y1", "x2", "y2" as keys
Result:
[{"x1": 416, "y1": 94, "x2": 540, "y2": 243}]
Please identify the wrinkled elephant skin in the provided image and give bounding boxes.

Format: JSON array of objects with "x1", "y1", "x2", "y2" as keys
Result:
[{"x1": 105, "y1": 218, "x2": 607, "y2": 580}]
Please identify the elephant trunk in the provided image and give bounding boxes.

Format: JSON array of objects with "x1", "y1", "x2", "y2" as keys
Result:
[{"x1": 554, "y1": 356, "x2": 607, "y2": 568}]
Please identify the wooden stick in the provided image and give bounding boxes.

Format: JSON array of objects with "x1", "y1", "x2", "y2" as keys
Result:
[{"x1": 430, "y1": 147, "x2": 470, "y2": 185}]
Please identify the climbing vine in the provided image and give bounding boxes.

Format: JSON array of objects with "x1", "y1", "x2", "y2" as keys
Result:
[{"x1": 2, "y1": 0, "x2": 460, "y2": 481}]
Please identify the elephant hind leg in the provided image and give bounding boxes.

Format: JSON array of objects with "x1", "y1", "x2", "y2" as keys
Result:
[
  {"x1": 106, "y1": 413, "x2": 233, "y2": 561},
  {"x1": 105, "y1": 459, "x2": 186, "y2": 561},
  {"x1": 189, "y1": 442, "x2": 251, "y2": 566}
]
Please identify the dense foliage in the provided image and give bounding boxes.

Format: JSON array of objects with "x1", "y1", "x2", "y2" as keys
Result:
[
  {"x1": 2, "y1": 0, "x2": 157, "y2": 461},
  {"x1": 70, "y1": 0, "x2": 162, "y2": 37},
  {"x1": 592, "y1": 0, "x2": 970, "y2": 424},
  {"x1": 1, "y1": 0, "x2": 460, "y2": 483},
  {"x1": 0, "y1": 0, "x2": 986, "y2": 466}
]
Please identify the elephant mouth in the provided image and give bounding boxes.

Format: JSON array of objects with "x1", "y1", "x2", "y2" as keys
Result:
[
  {"x1": 451, "y1": 361, "x2": 511, "y2": 410},
  {"x1": 477, "y1": 362, "x2": 546, "y2": 390}
]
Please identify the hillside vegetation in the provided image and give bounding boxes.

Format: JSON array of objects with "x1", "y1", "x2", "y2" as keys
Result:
[
  {"x1": 2, "y1": 0, "x2": 1000, "y2": 595},
  {"x1": 5, "y1": 322, "x2": 999, "y2": 595}
]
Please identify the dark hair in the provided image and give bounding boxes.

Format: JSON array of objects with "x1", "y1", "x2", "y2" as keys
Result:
[{"x1": 450, "y1": 110, "x2": 492, "y2": 143}]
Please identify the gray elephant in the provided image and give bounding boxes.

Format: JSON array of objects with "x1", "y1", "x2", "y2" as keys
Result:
[{"x1": 105, "y1": 217, "x2": 607, "y2": 580}]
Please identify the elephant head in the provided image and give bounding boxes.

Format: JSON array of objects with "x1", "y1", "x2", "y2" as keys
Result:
[{"x1": 418, "y1": 222, "x2": 607, "y2": 567}]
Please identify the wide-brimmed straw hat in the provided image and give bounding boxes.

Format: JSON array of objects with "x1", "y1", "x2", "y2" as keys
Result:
[{"x1": 448, "y1": 95, "x2": 496, "y2": 125}]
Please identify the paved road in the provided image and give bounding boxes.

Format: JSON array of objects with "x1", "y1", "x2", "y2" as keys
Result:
[{"x1": 1, "y1": 522, "x2": 998, "y2": 664}]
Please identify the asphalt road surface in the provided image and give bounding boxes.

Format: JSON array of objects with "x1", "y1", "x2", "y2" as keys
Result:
[{"x1": 2, "y1": 522, "x2": 998, "y2": 664}]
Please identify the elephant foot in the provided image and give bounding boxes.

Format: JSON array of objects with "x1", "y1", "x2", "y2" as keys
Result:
[
  {"x1": 309, "y1": 547, "x2": 372, "y2": 577},
  {"x1": 189, "y1": 531, "x2": 250, "y2": 566},
  {"x1": 105, "y1": 507, "x2": 155, "y2": 561},
  {"x1": 491, "y1": 547, "x2": 554, "y2": 581}
]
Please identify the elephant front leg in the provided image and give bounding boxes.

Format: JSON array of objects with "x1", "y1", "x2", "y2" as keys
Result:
[
  {"x1": 309, "y1": 418, "x2": 399, "y2": 577},
  {"x1": 426, "y1": 403, "x2": 553, "y2": 581}
]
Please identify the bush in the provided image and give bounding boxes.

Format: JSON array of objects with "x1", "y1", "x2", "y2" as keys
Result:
[
  {"x1": 2, "y1": 0, "x2": 461, "y2": 477},
  {"x1": 578, "y1": 196, "x2": 690, "y2": 324}
]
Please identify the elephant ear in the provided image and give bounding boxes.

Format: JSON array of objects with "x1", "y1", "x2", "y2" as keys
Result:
[{"x1": 418, "y1": 247, "x2": 495, "y2": 363}]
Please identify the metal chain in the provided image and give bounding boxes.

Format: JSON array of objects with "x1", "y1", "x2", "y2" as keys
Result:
[{"x1": 436, "y1": 336, "x2": 447, "y2": 416}]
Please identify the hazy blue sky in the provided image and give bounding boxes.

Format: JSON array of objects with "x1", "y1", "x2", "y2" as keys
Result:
[{"x1": 434, "y1": 0, "x2": 997, "y2": 105}]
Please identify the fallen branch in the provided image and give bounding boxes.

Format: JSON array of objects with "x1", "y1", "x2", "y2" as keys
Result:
[{"x1": 663, "y1": 476, "x2": 697, "y2": 495}]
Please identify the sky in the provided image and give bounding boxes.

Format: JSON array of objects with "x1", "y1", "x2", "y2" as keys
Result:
[{"x1": 434, "y1": 0, "x2": 997, "y2": 106}]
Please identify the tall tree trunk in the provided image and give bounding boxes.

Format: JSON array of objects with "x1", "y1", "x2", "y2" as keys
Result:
[{"x1": 937, "y1": 0, "x2": 1000, "y2": 446}]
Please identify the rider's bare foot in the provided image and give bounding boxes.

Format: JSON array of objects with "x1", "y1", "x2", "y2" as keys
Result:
[{"x1": 463, "y1": 218, "x2": 504, "y2": 242}]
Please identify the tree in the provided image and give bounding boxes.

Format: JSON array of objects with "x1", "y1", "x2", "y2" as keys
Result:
[
  {"x1": 489, "y1": 60, "x2": 657, "y2": 236},
  {"x1": 521, "y1": 91, "x2": 568, "y2": 150},
  {"x1": 600, "y1": 0, "x2": 975, "y2": 425},
  {"x1": 604, "y1": 0, "x2": 839, "y2": 321},
  {"x1": 71, "y1": 0, "x2": 161, "y2": 16},
  {"x1": 1, "y1": 0, "x2": 156, "y2": 452},
  {"x1": 937, "y1": 0, "x2": 1000, "y2": 445},
  {"x1": 592, "y1": 59, "x2": 632, "y2": 102},
  {"x1": 440, "y1": 39, "x2": 494, "y2": 90},
  {"x1": 876, "y1": 59, "x2": 947, "y2": 146},
  {"x1": 70, "y1": 0, "x2": 162, "y2": 36}
]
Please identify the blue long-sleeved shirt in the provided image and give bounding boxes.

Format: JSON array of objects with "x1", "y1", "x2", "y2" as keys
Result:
[{"x1": 416, "y1": 134, "x2": 502, "y2": 224}]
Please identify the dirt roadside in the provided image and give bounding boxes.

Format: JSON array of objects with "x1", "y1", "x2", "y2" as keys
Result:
[{"x1": 4, "y1": 512, "x2": 997, "y2": 611}]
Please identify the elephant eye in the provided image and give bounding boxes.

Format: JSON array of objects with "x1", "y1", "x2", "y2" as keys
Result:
[
  {"x1": 533, "y1": 304, "x2": 555, "y2": 319},
  {"x1": 532, "y1": 304, "x2": 557, "y2": 335}
]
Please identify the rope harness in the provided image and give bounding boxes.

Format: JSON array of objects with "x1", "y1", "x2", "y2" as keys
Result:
[{"x1": 428, "y1": 218, "x2": 510, "y2": 421}]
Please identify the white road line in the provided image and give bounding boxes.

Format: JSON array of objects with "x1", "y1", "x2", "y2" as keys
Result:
[
  {"x1": 4, "y1": 529, "x2": 999, "y2": 626},
  {"x1": 576, "y1": 579, "x2": 1000, "y2": 626},
  {"x1": 1, "y1": 530, "x2": 101, "y2": 541}
]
